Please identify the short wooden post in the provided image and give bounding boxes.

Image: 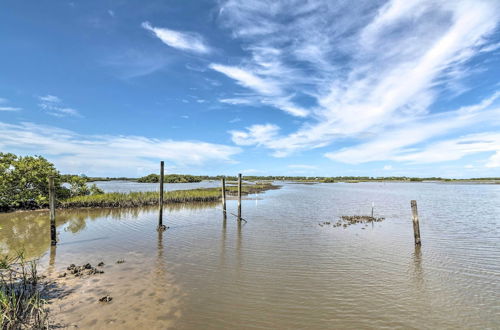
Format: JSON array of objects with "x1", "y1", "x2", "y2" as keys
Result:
[
  {"x1": 371, "y1": 202, "x2": 374, "y2": 217},
  {"x1": 49, "y1": 176, "x2": 56, "y2": 245},
  {"x1": 411, "y1": 200, "x2": 421, "y2": 245},
  {"x1": 158, "y1": 161, "x2": 165, "y2": 230},
  {"x1": 221, "y1": 177, "x2": 226, "y2": 214},
  {"x1": 237, "y1": 173, "x2": 242, "y2": 220}
]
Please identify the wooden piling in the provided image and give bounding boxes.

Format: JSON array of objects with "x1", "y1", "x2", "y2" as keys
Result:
[
  {"x1": 237, "y1": 173, "x2": 242, "y2": 220},
  {"x1": 411, "y1": 200, "x2": 422, "y2": 245},
  {"x1": 221, "y1": 177, "x2": 227, "y2": 214},
  {"x1": 49, "y1": 176, "x2": 56, "y2": 245},
  {"x1": 158, "y1": 161, "x2": 165, "y2": 230},
  {"x1": 371, "y1": 202, "x2": 374, "y2": 218}
]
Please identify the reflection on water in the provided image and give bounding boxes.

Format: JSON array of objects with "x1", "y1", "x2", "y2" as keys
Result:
[
  {"x1": 0, "y1": 182, "x2": 499, "y2": 329},
  {"x1": 0, "y1": 202, "x2": 218, "y2": 260}
]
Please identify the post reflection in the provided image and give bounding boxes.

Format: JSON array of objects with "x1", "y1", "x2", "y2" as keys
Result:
[
  {"x1": 411, "y1": 245, "x2": 424, "y2": 289},
  {"x1": 48, "y1": 245, "x2": 57, "y2": 276}
]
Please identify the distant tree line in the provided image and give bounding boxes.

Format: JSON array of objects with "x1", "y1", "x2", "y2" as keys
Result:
[{"x1": 137, "y1": 174, "x2": 203, "y2": 183}]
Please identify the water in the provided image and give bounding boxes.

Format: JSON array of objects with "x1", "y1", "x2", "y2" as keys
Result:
[
  {"x1": 1, "y1": 182, "x2": 499, "y2": 329},
  {"x1": 89, "y1": 180, "x2": 223, "y2": 193}
]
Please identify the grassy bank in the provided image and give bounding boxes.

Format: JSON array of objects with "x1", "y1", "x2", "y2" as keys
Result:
[
  {"x1": 0, "y1": 253, "x2": 49, "y2": 329},
  {"x1": 60, "y1": 183, "x2": 279, "y2": 209}
]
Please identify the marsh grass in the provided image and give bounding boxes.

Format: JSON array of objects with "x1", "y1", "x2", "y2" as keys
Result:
[
  {"x1": 0, "y1": 252, "x2": 49, "y2": 329},
  {"x1": 60, "y1": 184, "x2": 280, "y2": 209}
]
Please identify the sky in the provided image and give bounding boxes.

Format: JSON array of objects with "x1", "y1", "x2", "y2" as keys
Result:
[{"x1": 1, "y1": 0, "x2": 499, "y2": 178}]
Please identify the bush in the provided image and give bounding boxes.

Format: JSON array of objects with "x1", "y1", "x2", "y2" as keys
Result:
[
  {"x1": 0, "y1": 153, "x2": 104, "y2": 211},
  {"x1": 0, "y1": 153, "x2": 63, "y2": 211}
]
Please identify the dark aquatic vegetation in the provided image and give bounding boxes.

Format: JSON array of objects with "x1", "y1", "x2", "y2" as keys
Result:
[{"x1": 319, "y1": 215, "x2": 385, "y2": 228}]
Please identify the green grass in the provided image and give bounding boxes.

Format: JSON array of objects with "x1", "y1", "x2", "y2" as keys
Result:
[
  {"x1": 0, "y1": 252, "x2": 49, "y2": 329},
  {"x1": 60, "y1": 183, "x2": 280, "y2": 209}
]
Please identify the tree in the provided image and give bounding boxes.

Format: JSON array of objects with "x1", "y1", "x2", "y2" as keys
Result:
[
  {"x1": 0, "y1": 153, "x2": 104, "y2": 211},
  {"x1": 0, "y1": 153, "x2": 62, "y2": 211}
]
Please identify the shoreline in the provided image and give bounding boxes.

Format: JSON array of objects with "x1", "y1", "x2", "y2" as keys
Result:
[{"x1": 0, "y1": 183, "x2": 280, "y2": 214}]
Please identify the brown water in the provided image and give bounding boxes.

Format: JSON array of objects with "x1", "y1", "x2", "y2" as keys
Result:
[{"x1": 1, "y1": 182, "x2": 499, "y2": 329}]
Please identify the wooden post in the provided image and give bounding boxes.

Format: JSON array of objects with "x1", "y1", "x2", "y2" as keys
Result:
[
  {"x1": 411, "y1": 200, "x2": 422, "y2": 245},
  {"x1": 371, "y1": 202, "x2": 374, "y2": 217},
  {"x1": 221, "y1": 177, "x2": 226, "y2": 214},
  {"x1": 158, "y1": 161, "x2": 165, "y2": 230},
  {"x1": 49, "y1": 176, "x2": 56, "y2": 245},
  {"x1": 237, "y1": 173, "x2": 242, "y2": 220}
]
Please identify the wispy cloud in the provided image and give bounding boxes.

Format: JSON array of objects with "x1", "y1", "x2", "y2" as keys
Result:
[
  {"x1": 0, "y1": 107, "x2": 21, "y2": 112},
  {"x1": 0, "y1": 122, "x2": 241, "y2": 176},
  {"x1": 0, "y1": 98, "x2": 22, "y2": 111},
  {"x1": 219, "y1": 0, "x2": 500, "y2": 162},
  {"x1": 142, "y1": 21, "x2": 211, "y2": 54},
  {"x1": 38, "y1": 95, "x2": 81, "y2": 117}
]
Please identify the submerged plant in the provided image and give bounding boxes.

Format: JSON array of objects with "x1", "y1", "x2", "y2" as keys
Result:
[{"x1": 0, "y1": 252, "x2": 49, "y2": 329}]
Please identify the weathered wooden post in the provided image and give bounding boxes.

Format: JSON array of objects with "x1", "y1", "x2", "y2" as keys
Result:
[
  {"x1": 221, "y1": 177, "x2": 226, "y2": 214},
  {"x1": 237, "y1": 173, "x2": 242, "y2": 220},
  {"x1": 158, "y1": 161, "x2": 165, "y2": 230},
  {"x1": 411, "y1": 200, "x2": 422, "y2": 245},
  {"x1": 49, "y1": 176, "x2": 56, "y2": 245},
  {"x1": 371, "y1": 202, "x2": 374, "y2": 218}
]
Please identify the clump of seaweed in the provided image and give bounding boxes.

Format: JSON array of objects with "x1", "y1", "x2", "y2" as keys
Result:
[
  {"x1": 319, "y1": 215, "x2": 385, "y2": 228},
  {"x1": 60, "y1": 263, "x2": 104, "y2": 278},
  {"x1": 0, "y1": 252, "x2": 49, "y2": 329}
]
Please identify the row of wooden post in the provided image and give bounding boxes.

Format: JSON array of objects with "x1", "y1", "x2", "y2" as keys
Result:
[
  {"x1": 48, "y1": 163, "x2": 421, "y2": 245},
  {"x1": 220, "y1": 173, "x2": 243, "y2": 220}
]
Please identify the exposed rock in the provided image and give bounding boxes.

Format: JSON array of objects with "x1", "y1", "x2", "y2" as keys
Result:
[{"x1": 99, "y1": 296, "x2": 112, "y2": 303}]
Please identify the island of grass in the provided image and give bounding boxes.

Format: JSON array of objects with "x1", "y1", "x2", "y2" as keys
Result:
[{"x1": 60, "y1": 183, "x2": 280, "y2": 209}]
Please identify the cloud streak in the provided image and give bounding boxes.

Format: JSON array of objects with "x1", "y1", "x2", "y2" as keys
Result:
[
  {"x1": 0, "y1": 122, "x2": 241, "y2": 176},
  {"x1": 218, "y1": 0, "x2": 500, "y2": 164},
  {"x1": 142, "y1": 21, "x2": 211, "y2": 54},
  {"x1": 38, "y1": 95, "x2": 81, "y2": 117}
]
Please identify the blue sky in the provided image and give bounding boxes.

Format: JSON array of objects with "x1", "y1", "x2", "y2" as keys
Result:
[{"x1": 1, "y1": 0, "x2": 499, "y2": 178}]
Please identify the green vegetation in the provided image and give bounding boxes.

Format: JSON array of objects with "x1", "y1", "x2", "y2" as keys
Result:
[
  {"x1": 137, "y1": 173, "x2": 203, "y2": 183},
  {"x1": 61, "y1": 189, "x2": 220, "y2": 208},
  {"x1": 0, "y1": 252, "x2": 49, "y2": 329},
  {"x1": 1, "y1": 153, "x2": 103, "y2": 212},
  {"x1": 60, "y1": 183, "x2": 279, "y2": 209}
]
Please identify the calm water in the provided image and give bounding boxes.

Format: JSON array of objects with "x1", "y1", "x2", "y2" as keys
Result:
[
  {"x1": 1, "y1": 182, "x2": 499, "y2": 329},
  {"x1": 90, "y1": 180, "x2": 223, "y2": 193}
]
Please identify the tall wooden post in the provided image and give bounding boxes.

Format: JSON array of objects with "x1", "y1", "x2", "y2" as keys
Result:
[
  {"x1": 158, "y1": 161, "x2": 165, "y2": 230},
  {"x1": 411, "y1": 200, "x2": 422, "y2": 245},
  {"x1": 49, "y1": 176, "x2": 56, "y2": 245},
  {"x1": 237, "y1": 173, "x2": 242, "y2": 220},
  {"x1": 221, "y1": 177, "x2": 226, "y2": 214}
]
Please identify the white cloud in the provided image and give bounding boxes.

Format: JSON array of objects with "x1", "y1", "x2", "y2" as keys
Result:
[
  {"x1": 218, "y1": 0, "x2": 500, "y2": 159},
  {"x1": 0, "y1": 122, "x2": 241, "y2": 176},
  {"x1": 230, "y1": 123, "x2": 280, "y2": 147},
  {"x1": 485, "y1": 151, "x2": 500, "y2": 168},
  {"x1": 209, "y1": 64, "x2": 280, "y2": 96},
  {"x1": 0, "y1": 98, "x2": 22, "y2": 111},
  {"x1": 219, "y1": 98, "x2": 255, "y2": 105},
  {"x1": 383, "y1": 165, "x2": 393, "y2": 170},
  {"x1": 38, "y1": 95, "x2": 81, "y2": 117},
  {"x1": 324, "y1": 98, "x2": 500, "y2": 164},
  {"x1": 0, "y1": 107, "x2": 21, "y2": 112},
  {"x1": 142, "y1": 21, "x2": 211, "y2": 54},
  {"x1": 39, "y1": 95, "x2": 61, "y2": 103}
]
